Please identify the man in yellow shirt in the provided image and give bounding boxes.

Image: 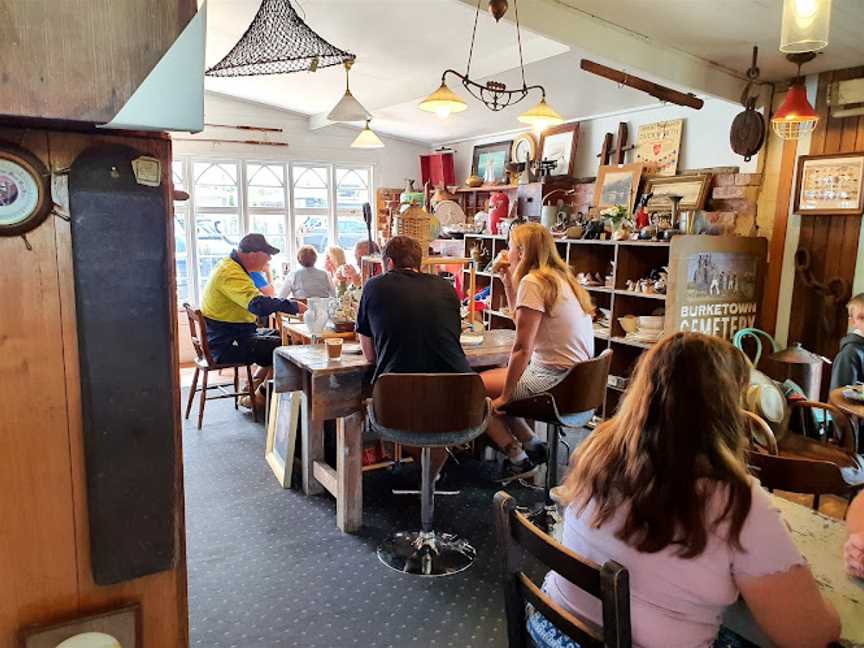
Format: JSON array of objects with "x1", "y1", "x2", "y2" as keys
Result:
[{"x1": 202, "y1": 233, "x2": 306, "y2": 406}]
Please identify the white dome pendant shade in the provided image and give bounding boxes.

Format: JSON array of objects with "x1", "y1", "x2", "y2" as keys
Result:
[
  {"x1": 351, "y1": 120, "x2": 385, "y2": 149},
  {"x1": 327, "y1": 59, "x2": 371, "y2": 123}
]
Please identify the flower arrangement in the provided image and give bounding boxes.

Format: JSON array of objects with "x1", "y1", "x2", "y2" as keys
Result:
[{"x1": 600, "y1": 204, "x2": 631, "y2": 227}]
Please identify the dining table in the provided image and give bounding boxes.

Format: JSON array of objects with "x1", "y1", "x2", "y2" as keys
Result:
[
  {"x1": 721, "y1": 495, "x2": 864, "y2": 647},
  {"x1": 281, "y1": 320, "x2": 357, "y2": 345},
  {"x1": 272, "y1": 328, "x2": 516, "y2": 533}
]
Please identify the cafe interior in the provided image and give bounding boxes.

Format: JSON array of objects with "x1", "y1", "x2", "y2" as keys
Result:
[{"x1": 3, "y1": 1, "x2": 864, "y2": 647}]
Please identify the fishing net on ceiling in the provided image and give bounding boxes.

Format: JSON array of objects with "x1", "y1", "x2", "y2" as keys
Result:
[{"x1": 206, "y1": 0, "x2": 355, "y2": 77}]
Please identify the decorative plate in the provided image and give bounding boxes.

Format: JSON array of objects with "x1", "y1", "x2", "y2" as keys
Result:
[
  {"x1": 0, "y1": 142, "x2": 52, "y2": 237},
  {"x1": 434, "y1": 200, "x2": 466, "y2": 227},
  {"x1": 510, "y1": 133, "x2": 537, "y2": 164}
]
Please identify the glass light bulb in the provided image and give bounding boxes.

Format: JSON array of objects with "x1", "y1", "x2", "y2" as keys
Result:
[
  {"x1": 436, "y1": 106, "x2": 451, "y2": 119},
  {"x1": 795, "y1": 0, "x2": 818, "y2": 18}
]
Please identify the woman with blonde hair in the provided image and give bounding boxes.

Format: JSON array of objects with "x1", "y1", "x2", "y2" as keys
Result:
[
  {"x1": 530, "y1": 332, "x2": 840, "y2": 648},
  {"x1": 481, "y1": 223, "x2": 595, "y2": 481},
  {"x1": 325, "y1": 245, "x2": 361, "y2": 287}
]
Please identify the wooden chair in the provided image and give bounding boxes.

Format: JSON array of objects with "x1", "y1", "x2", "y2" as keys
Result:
[
  {"x1": 744, "y1": 410, "x2": 864, "y2": 511},
  {"x1": 367, "y1": 373, "x2": 490, "y2": 576},
  {"x1": 182, "y1": 303, "x2": 258, "y2": 429},
  {"x1": 499, "y1": 350, "x2": 613, "y2": 522},
  {"x1": 494, "y1": 491, "x2": 631, "y2": 648},
  {"x1": 788, "y1": 399, "x2": 858, "y2": 453}
]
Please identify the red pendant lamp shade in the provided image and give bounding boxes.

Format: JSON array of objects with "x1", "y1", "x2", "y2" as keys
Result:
[{"x1": 772, "y1": 78, "x2": 818, "y2": 140}]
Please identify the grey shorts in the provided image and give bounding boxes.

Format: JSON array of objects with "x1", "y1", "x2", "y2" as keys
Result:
[{"x1": 512, "y1": 360, "x2": 570, "y2": 401}]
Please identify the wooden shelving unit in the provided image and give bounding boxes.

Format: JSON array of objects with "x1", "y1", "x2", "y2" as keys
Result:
[{"x1": 461, "y1": 233, "x2": 768, "y2": 418}]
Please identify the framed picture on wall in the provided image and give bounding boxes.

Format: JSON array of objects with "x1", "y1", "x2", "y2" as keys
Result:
[
  {"x1": 794, "y1": 152, "x2": 864, "y2": 215},
  {"x1": 471, "y1": 140, "x2": 513, "y2": 183},
  {"x1": 644, "y1": 173, "x2": 712, "y2": 211},
  {"x1": 539, "y1": 122, "x2": 580, "y2": 177},
  {"x1": 594, "y1": 163, "x2": 644, "y2": 212}
]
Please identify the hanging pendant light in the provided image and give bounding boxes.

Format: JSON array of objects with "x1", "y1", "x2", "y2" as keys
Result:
[
  {"x1": 418, "y1": 81, "x2": 469, "y2": 119},
  {"x1": 327, "y1": 59, "x2": 370, "y2": 122},
  {"x1": 772, "y1": 78, "x2": 819, "y2": 140},
  {"x1": 351, "y1": 120, "x2": 385, "y2": 149},
  {"x1": 418, "y1": 0, "x2": 561, "y2": 126},
  {"x1": 517, "y1": 96, "x2": 564, "y2": 130},
  {"x1": 771, "y1": 53, "x2": 819, "y2": 141},
  {"x1": 780, "y1": 0, "x2": 832, "y2": 54}
]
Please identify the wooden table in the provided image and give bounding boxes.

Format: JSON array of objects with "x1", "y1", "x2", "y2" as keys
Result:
[
  {"x1": 722, "y1": 495, "x2": 864, "y2": 646},
  {"x1": 282, "y1": 321, "x2": 356, "y2": 345},
  {"x1": 272, "y1": 329, "x2": 515, "y2": 532}
]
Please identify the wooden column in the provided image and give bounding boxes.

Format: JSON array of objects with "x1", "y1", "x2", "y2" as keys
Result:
[
  {"x1": 787, "y1": 67, "x2": 864, "y2": 358},
  {"x1": 0, "y1": 126, "x2": 187, "y2": 647}
]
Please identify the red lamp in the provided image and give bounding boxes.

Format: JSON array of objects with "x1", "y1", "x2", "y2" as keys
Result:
[{"x1": 771, "y1": 53, "x2": 819, "y2": 141}]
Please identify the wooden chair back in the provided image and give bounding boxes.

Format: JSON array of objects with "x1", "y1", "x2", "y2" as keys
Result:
[
  {"x1": 502, "y1": 350, "x2": 612, "y2": 423},
  {"x1": 748, "y1": 450, "x2": 854, "y2": 502},
  {"x1": 182, "y1": 303, "x2": 216, "y2": 367},
  {"x1": 789, "y1": 400, "x2": 857, "y2": 453},
  {"x1": 372, "y1": 373, "x2": 487, "y2": 434},
  {"x1": 494, "y1": 491, "x2": 631, "y2": 648}
]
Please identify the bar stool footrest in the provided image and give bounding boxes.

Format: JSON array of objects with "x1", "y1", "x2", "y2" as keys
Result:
[{"x1": 377, "y1": 530, "x2": 476, "y2": 577}]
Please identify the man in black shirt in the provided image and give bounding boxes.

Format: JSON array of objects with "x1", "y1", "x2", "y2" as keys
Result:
[
  {"x1": 356, "y1": 236, "x2": 470, "y2": 478},
  {"x1": 356, "y1": 236, "x2": 470, "y2": 382}
]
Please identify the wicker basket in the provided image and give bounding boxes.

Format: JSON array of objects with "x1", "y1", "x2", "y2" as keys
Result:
[{"x1": 395, "y1": 204, "x2": 432, "y2": 251}]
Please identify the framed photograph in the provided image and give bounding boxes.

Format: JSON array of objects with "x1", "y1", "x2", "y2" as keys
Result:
[
  {"x1": 471, "y1": 140, "x2": 512, "y2": 182},
  {"x1": 539, "y1": 122, "x2": 580, "y2": 177},
  {"x1": 644, "y1": 173, "x2": 712, "y2": 211},
  {"x1": 794, "y1": 153, "x2": 864, "y2": 215},
  {"x1": 635, "y1": 119, "x2": 683, "y2": 176},
  {"x1": 265, "y1": 390, "x2": 301, "y2": 488},
  {"x1": 510, "y1": 133, "x2": 537, "y2": 165},
  {"x1": 594, "y1": 163, "x2": 645, "y2": 212},
  {"x1": 19, "y1": 604, "x2": 140, "y2": 648}
]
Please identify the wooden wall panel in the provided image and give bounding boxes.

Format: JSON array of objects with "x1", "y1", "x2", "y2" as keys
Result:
[
  {"x1": 787, "y1": 66, "x2": 864, "y2": 359},
  {"x1": 0, "y1": 126, "x2": 187, "y2": 647},
  {"x1": 0, "y1": 0, "x2": 197, "y2": 123}
]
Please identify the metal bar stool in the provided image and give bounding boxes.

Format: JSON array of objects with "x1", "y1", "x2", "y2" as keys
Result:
[
  {"x1": 367, "y1": 373, "x2": 491, "y2": 577},
  {"x1": 499, "y1": 350, "x2": 612, "y2": 528}
]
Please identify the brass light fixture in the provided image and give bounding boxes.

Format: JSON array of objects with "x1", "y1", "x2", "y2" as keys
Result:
[{"x1": 418, "y1": 0, "x2": 563, "y2": 130}]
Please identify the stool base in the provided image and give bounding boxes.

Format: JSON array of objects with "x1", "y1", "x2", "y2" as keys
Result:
[{"x1": 377, "y1": 530, "x2": 476, "y2": 577}]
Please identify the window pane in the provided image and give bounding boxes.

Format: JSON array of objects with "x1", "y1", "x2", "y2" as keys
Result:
[
  {"x1": 295, "y1": 213, "x2": 329, "y2": 260},
  {"x1": 336, "y1": 167, "x2": 370, "y2": 252},
  {"x1": 247, "y1": 163, "x2": 286, "y2": 208},
  {"x1": 336, "y1": 167, "x2": 369, "y2": 213},
  {"x1": 293, "y1": 165, "x2": 329, "y2": 210},
  {"x1": 172, "y1": 160, "x2": 186, "y2": 192},
  {"x1": 194, "y1": 162, "x2": 239, "y2": 208},
  {"x1": 196, "y1": 213, "x2": 240, "y2": 294},
  {"x1": 251, "y1": 213, "x2": 289, "y2": 283},
  {"x1": 174, "y1": 210, "x2": 190, "y2": 305}
]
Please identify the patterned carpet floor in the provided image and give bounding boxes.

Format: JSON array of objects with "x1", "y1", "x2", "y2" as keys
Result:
[{"x1": 183, "y1": 391, "x2": 565, "y2": 648}]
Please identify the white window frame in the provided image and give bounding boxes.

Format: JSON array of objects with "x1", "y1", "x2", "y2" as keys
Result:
[{"x1": 172, "y1": 155, "x2": 376, "y2": 307}]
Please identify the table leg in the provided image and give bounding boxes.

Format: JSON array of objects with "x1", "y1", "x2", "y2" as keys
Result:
[
  {"x1": 336, "y1": 412, "x2": 364, "y2": 533},
  {"x1": 301, "y1": 390, "x2": 325, "y2": 496}
]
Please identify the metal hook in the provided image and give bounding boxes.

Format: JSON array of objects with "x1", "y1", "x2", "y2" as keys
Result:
[{"x1": 21, "y1": 234, "x2": 32, "y2": 251}]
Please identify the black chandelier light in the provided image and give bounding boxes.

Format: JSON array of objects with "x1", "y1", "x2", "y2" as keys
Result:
[{"x1": 418, "y1": 0, "x2": 563, "y2": 128}]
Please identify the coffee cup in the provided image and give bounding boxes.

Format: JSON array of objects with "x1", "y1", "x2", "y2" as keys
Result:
[{"x1": 325, "y1": 337, "x2": 343, "y2": 360}]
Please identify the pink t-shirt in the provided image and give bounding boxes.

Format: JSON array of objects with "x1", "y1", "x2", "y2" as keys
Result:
[
  {"x1": 516, "y1": 274, "x2": 594, "y2": 369},
  {"x1": 545, "y1": 478, "x2": 805, "y2": 648}
]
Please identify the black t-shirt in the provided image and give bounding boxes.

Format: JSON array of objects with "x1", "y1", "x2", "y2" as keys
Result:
[{"x1": 356, "y1": 269, "x2": 471, "y2": 383}]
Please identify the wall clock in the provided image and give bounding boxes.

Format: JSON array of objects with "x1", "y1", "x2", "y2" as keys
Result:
[{"x1": 0, "y1": 142, "x2": 52, "y2": 237}]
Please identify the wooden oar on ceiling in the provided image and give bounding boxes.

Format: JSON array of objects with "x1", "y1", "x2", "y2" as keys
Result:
[{"x1": 580, "y1": 59, "x2": 704, "y2": 110}]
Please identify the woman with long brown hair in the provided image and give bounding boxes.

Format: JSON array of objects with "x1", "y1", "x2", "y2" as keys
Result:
[
  {"x1": 531, "y1": 332, "x2": 840, "y2": 648},
  {"x1": 481, "y1": 223, "x2": 595, "y2": 481}
]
